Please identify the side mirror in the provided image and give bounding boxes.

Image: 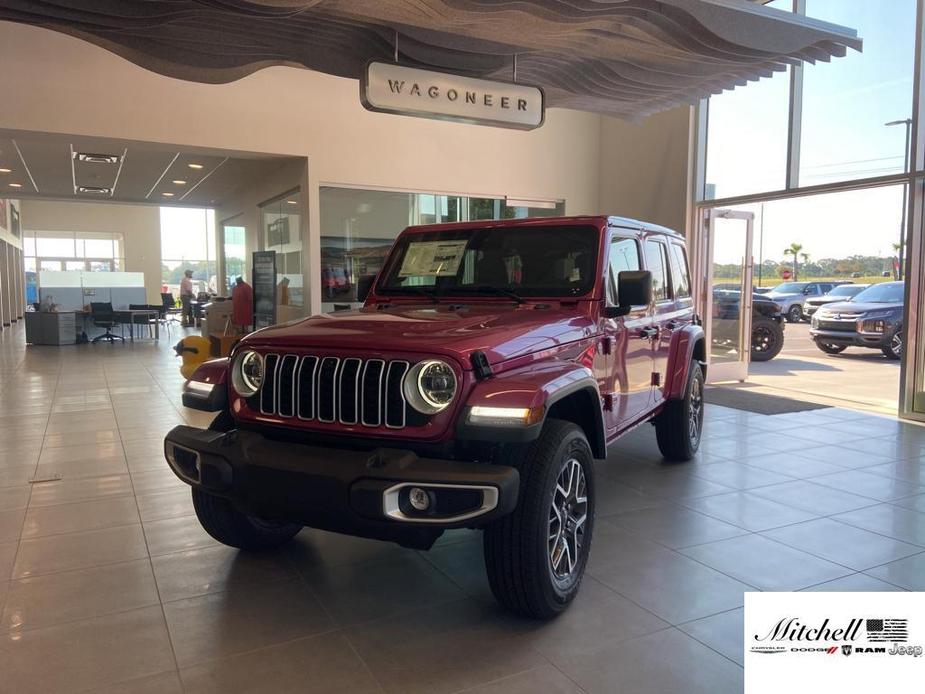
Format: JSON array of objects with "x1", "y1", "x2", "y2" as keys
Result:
[
  {"x1": 604, "y1": 270, "x2": 652, "y2": 318},
  {"x1": 356, "y1": 275, "x2": 376, "y2": 303}
]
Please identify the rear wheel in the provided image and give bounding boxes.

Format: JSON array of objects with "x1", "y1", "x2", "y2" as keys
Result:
[
  {"x1": 816, "y1": 342, "x2": 847, "y2": 355},
  {"x1": 655, "y1": 360, "x2": 704, "y2": 461},
  {"x1": 882, "y1": 329, "x2": 903, "y2": 360},
  {"x1": 483, "y1": 419, "x2": 594, "y2": 619},
  {"x1": 751, "y1": 318, "x2": 783, "y2": 362},
  {"x1": 786, "y1": 305, "x2": 803, "y2": 323}
]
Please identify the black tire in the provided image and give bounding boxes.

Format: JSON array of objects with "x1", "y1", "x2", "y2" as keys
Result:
[
  {"x1": 816, "y1": 342, "x2": 847, "y2": 355},
  {"x1": 192, "y1": 489, "x2": 302, "y2": 551},
  {"x1": 751, "y1": 318, "x2": 784, "y2": 362},
  {"x1": 882, "y1": 329, "x2": 903, "y2": 360},
  {"x1": 483, "y1": 419, "x2": 594, "y2": 619},
  {"x1": 786, "y1": 305, "x2": 803, "y2": 323},
  {"x1": 655, "y1": 360, "x2": 705, "y2": 461}
]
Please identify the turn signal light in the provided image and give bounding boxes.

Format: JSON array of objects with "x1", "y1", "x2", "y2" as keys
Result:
[{"x1": 468, "y1": 406, "x2": 543, "y2": 426}]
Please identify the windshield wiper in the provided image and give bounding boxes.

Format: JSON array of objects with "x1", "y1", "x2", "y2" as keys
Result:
[
  {"x1": 386, "y1": 286, "x2": 439, "y2": 304},
  {"x1": 448, "y1": 285, "x2": 525, "y2": 304}
]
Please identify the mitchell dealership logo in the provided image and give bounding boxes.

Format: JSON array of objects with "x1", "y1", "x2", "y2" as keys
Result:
[{"x1": 750, "y1": 617, "x2": 921, "y2": 657}]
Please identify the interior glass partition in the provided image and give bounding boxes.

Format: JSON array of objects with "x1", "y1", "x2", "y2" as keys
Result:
[
  {"x1": 220, "y1": 221, "x2": 246, "y2": 294},
  {"x1": 261, "y1": 190, "x2": 302, "y2": 308}
]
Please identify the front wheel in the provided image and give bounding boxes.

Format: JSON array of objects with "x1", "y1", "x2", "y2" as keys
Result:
[
  {"x1": 655, "y1": 360, "x2": 705, "y2": 461},
  {"x1": 882, "y1": 329, "x2": 903, "y2": 360},
  {"x1": 192, "y1": 489, "x2": 302, "y2": 551},
  {"x1": 751, "y1": 319, "x2": 784, "y2": 362},
  {"x1": 786, "y1": 305, "x2": 803, "y2": 323},
  {"x1": 816, "y1": 342, "x2": 847, "y2": 355},
  {"x1": 483, "y1": 419, "x2": 594, "y2": 619}
]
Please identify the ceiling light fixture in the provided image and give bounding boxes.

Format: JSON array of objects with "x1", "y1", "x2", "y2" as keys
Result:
[
  {"x1": 286, "y1": 200, "x2": 298, "y2": 205},
  {"x1": 0, "y1": 167, "x2": 11, "y2": 173},
  {"x1": 9, "y1": 182, "x2": 22, "y2": 188},
  {"x1": 77, "y1": 185, "x2": 111, "y2": 194},
  {"x1": 162, "y1": 192, "x2": 175, "y2": 197},
  {"x1": 74, "y1": 152, "x2": 121, "y2": 164},
  {"x1": 187, "y1": 163, "x2": 204, "y2": 169},
  {"x1": 172, "y1": 180, "x2": 187, "y2": 185}
]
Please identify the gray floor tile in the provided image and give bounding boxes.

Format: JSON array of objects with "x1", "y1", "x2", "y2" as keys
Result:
[
  {"x1": 603, "y1": 505, "x2": 748, "y2": 549},
  {"x1": 42, "y1": 429, "x2": 120, "y2": 449},
  {"x1": 21, "y1": 495, "x2": 139, "y2": 539},
  {"x1": 346, "y1": 599, "x2": 547, "y2": 694},
  {"x1": 743, "y1": 453, "x2": 845, "y2": 479},
  {"x1": 894, "y1": 493, "x2": 925, "y2": 513},
  {"x1": 13, "y1": 523, "x2": 148, "y2": 578},
  {"x1": 454, "y1": 665, "x2": 585, "y2": 694},
  {"x1": 865, "y1": 552, "x2": 925, "y2": 590},
  {"x1": 790, "y1": 445, "x2": 896, "y2": 469},
  {"x1": 594, "y1": 475, "x2": 669, "y2": 514},
  {"x1": 682, "y1": 491, "x2": 817, "y2": 531},
  {"x1": 163, "y1": 578, "x2": 333, "y2": 667},
  {"x1": 0, "y1": 465, "x2": 38, "y2": 489},
  {"x1": 34, "y1": 457, "x2": 129, "y2": 481},
  {"x1": 688, "y1": 460, "x2": 793, "y2": 490},
  {"x1": 747, "y1": 479, "x2": 879, "y2": 515},
  {"x1": 555, "y1": 627, "x2": 742, "y2": 694},
  {"x1": 421, "y1": 533, "x2": 493, "y2": 600},
  {"x1": 285, "y1": 527, "x2": 416, "y2": 571},
  {"x1": 38, "y1": 442, "x2": 124, "y2": 465},
  {"x1": 615, "y1": 468, "x2": 735, "y2": 501},
  {"x1": 678, "y1": 607, "x2": 744, "y2": 666},
  {"x1": 304, "y1": 553, "x2": 465, "y2": 627},
  {"x1": 810, "y1": 470, "x2": 925, "y2": 501},
  {"x1": 833, "y1": 503, "x2": 925, "y2": 547},
  {"x1": 680, "y1": 534, "x2": 852, "y2": 591},
  {"x1": 762, "y1": 517, "x2": 922, "y2": 570},
  {"x1": 0, "y1": 605, "x2": 176, "y2": 694},
  {"x1": 2, "y1": 559, "x2": 159, "y2": 631},
  {"x1": 82, "y1": 670, "x2": 184, "y2": 694},
  {"x1": 180, "y1": 631, "x2": 382, "y2": 694},
  {"x1": 0, "y1": 508, "x2": 25, "y2": 543},
  {"x1": 862, "y1": 460, "x2": 925, "y2": 485},
  {"x1": 151, "y1": 543, "x2": 300, "y2": 602},
  {"x1": 800, "y1": 573, "x2": 907, "y2": 591},
  {"x1": 0, "y1": 541, "x2": 17, "y2": 582},
  {"x1": 143, "y1": 514, "x2": 220, "y2": 556},
  {"x1": 130, "y1": 467, "x2": 188, "y2": 494},
  {"x1": 28, "y1": 474, "x2": 134, "y2": 507}
]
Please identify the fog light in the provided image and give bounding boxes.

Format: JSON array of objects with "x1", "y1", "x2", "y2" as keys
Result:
[{"x1": 408, "y1": 487, "x2": 431, "y2": 511}]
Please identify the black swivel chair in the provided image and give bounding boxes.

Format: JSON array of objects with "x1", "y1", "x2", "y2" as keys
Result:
[{"x1": 90, "y1": 302, "x2": 124, "y2": 343}]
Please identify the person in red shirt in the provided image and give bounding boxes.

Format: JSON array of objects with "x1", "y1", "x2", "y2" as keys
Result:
[{"x1": 231, "y1": 276, "x2": 253, "y2": 333}]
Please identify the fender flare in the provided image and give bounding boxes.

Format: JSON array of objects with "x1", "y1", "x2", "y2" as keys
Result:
[
  {"x1": 663, "y1": 324, "x2": 706, "y2": 401},
  {"x1": 183, "y1": 358, "x2": 230, "y2": 412}
]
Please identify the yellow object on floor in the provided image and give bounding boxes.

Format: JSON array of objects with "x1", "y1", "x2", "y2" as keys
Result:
[{"x1": 174, "y1": 335, "x2": 212, "y2": 379}]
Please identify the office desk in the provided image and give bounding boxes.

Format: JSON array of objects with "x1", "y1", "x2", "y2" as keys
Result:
[
  {"x1": 25, "y1": 311, "x2": 78, "y2": 345},
  {"x1": 115, "y1": 309, "x2": 160, "y2": 341}
]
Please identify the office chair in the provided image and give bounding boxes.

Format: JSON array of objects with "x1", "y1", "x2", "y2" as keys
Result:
[
  {"x1": 90, "y1": 302, "x2": 124, "y2": 343},
  {"x1": 161, "y1": 293, "x2": 182, "y2": 326}
]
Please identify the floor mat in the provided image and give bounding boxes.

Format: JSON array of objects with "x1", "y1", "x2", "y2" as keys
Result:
[{"x1": 704, "y1": 386, "x2": 832, "y2": 415}]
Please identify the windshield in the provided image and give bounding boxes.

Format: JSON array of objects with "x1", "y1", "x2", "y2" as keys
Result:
[
  {"x1": 769, "y1": 282, "x2": 806, "y2": 293},
  {"x1": 852, "y1": 282, "x2": 904, "y2": 304},
  {"x1": 827, "y1": 285, "x2": 865, "y2": 298},
  {"x1": 377, "y1": 225, "x2": 599, "y2": 298}
]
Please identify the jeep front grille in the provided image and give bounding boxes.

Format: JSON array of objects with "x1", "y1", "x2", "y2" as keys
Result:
[{"x1": 258, "y1": 354, "x2": 411, "y2": 428}]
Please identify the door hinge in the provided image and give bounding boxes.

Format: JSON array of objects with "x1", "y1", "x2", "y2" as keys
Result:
[
  {"x1": 651, "y1": 372, "x2": 661, "y2": 387},
  {"x1": 601, "y1": 337, "x2": 612, "y2": 355}
]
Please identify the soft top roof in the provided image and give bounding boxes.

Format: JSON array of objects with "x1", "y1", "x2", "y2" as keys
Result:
[{"x1": 401, "y1": 214, "x2": 683, "y2": 238}]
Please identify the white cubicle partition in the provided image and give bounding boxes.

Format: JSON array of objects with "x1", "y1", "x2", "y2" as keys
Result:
[{"x1": 38, "y1": 271, "x2": 146, "y2": 310}]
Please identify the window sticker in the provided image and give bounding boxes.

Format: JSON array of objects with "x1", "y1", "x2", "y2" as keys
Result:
[{"x1": 399, "y1": 240, "x2": 469, "y2": 277}]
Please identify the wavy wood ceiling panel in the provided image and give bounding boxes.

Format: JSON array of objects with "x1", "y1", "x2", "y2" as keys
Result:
[{"x1": 0, "y1": 0, "x2": 861, "y2": 119}]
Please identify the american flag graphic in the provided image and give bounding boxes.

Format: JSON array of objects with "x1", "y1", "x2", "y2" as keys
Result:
[{"x1": 866, "y1": 618, "x2": 908, "y2": 642}]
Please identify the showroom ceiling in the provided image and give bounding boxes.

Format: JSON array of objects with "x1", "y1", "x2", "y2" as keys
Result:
[
  {"x1": 0, "y1": 132, "x2": 299, "y2": 207},
  {"x1": 0, "y1": 0, "x2": 861, "y2": 119}
]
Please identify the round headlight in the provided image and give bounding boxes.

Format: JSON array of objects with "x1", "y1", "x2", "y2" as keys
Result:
[
  {"x1": 231, "y1": 350, "x2": 264, "y2": 397},
  {"x1": 403, "y1": 360, "x2": 457, "y2": 414}
]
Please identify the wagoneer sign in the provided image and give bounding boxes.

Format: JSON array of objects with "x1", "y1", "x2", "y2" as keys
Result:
[{"x1": 361, "y1": 62, "x2": 544, "y2": 130}]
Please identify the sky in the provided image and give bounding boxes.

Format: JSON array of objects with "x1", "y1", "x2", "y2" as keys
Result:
[
  {"x1": 706, "y1": 0, "x2": 915, "y2": 264},
  {"x1": 159, "y1": 206, "x2": 215, "y2": 268}
]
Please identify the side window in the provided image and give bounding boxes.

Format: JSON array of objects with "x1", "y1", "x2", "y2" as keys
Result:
[
  {"x1": 644, "y1": 240, "x2": 670, "y2": 302},
  {"x1": 668, "y1": 244, "x2": 691, "y2": 300},
  {"x1": 608, "y1": 237, "x2": 641, "y2": 303}
]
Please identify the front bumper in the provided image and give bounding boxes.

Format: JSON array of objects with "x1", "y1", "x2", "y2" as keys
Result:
[
  {"x1": 809, "y1": 328, "x2": 890, "y2": 349},
  {"x1": 163, "y1": 426, "x2": 519, "y2": 549}
]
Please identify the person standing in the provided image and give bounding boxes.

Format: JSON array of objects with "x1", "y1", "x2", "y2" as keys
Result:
[
  {"x1": 231, "y1": 276, "x2": 253, "y2": 333},
  {"x1": 180, "y1": 269, "x2": 195, "y2": 327}
]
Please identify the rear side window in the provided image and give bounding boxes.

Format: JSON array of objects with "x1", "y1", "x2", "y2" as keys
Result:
[
  {"x1": 644, "y1": 240, "x2": 670, "y2": 302},
  {"x1": 608, "y1": 237, "x2": 641, "y2": 303},
  {"x1": 668, "y1": 244, "x2": 691, "y2": 299}
]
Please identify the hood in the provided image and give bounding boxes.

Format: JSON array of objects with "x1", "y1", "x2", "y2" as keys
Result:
[
  {"x1": 818, "y1": 300, "x2": 902, "y2": 314},
  {"x1": 765, "y1": 291, "x2": 801, "y2": 301},
  {"x1": 242, "y1": 302, "x2": 598, "y2": 366}
]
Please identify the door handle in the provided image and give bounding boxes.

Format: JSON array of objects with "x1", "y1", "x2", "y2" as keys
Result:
[{"x1": 639, "y1": 326, "x2": 659, "y2": 339}]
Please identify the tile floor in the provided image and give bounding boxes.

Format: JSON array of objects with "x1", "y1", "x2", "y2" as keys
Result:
[{"x1": 0, "y1": 323, "x2": 923, "y2": 693}]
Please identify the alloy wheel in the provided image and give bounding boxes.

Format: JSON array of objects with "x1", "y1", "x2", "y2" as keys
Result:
[
  {"x1": 892, "y1": 332, "x2": 903, "y2": 358},
  {"x1": 548, "y1": 458, "x2": 588, "y2": 581},
  {"x1": 688, "y1": 374, "x2": 704, "y2": 446},
  {"x1": 752, "y1": 325, "x2": 774, "y2": 354}
]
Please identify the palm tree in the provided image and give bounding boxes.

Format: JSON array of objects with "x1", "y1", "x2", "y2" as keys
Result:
[
  {"x1": 784, "y1": 242, "x2": 803, "y2": 280},
  {"x1": 799, "y1": 252, "x2": 811, "y2": 277}
]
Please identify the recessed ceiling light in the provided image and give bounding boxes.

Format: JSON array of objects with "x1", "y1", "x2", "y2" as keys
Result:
[
  {"x1": 286, "y1": 200, "x2": 298, "y2": 205},
  {"x1": 172, "y1": 180, "x2": 187, "y2": 185},
  {"x1": 162, "y1": 192, "x2": 175, "y2": 197},
  {"x1": 0, "y1": 168, "x2": 11, "y2": 173},
  {"x1": 187, "y1": 163, "x2": 204, "y2": 170},
  {"x1": 9, "y1": 182, "x2": 22, "y2": 188}
]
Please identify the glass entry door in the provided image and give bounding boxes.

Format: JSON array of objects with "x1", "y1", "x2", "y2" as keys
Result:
[{"x1": 702, "y1": 208, "x2": 755, "y2": 383}]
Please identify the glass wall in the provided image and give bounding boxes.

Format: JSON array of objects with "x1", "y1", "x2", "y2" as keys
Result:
[
  {"x1": 261, "y1": 190, "x2": 302, "y2": 308},
  {"x1": 23, "y1": 230, "x2": 124, "y2": 273},
  {"x1": 160, "y1": 207, "x2": 216, "y2": 298},
  {"x1": 319, "y1": 186, "x2": 564, "y2": 311},
  {"x1": 220, "y1": 222, "x2": 246, "y2": 294}
]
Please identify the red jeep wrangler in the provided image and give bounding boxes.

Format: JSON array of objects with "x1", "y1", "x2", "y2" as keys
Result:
[{"x1": 165, "y1": 216, "x2": 705, "y2": 618}]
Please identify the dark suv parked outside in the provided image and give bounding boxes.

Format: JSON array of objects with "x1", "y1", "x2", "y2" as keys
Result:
[
  {"x1": 165, "y1": 216, "x2": 706, "y2": 618},
  {"x1": 810, "y1": 281, "x2": 904, "y2": 359}
]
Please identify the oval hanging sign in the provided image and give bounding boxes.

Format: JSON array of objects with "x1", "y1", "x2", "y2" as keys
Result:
[{"x1": 361, "y1": 62, "x2": 545, "y2": 130}]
